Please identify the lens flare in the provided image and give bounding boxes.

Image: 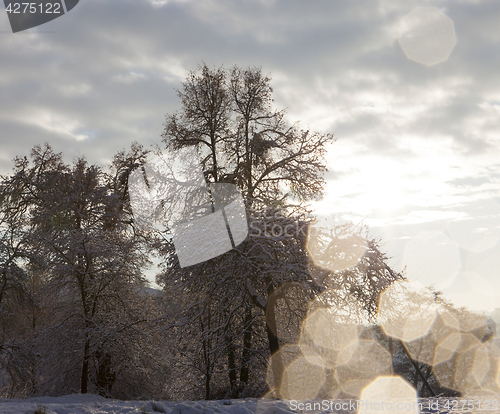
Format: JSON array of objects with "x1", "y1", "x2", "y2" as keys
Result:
[
  {"x1": 399, "y1": 7, "x2": 456, "y2": 66},
  {"x1": 359, "y1": 376, "x2": 418, "y2": 414},
  {"x1": 336, "y1": 339, "x2": 392, "y2": 399},
  {"x1": 378, "y1": 281, "x2": 438, "y2": 342},
  {"x1": 306, "y1": 220, "x2": 366, "y2": 276}
]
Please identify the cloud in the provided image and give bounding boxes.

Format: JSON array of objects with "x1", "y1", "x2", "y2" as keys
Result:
[
  {"x1": 1, "y1": 0, "x2": 499, "y2": 302},
  {"x1": 1, "y1": 0, "x2": 498, "y2": 192}
]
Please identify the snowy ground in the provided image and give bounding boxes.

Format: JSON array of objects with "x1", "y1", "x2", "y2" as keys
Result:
[{"x1": 0, "y1": 394, "x2": 497, "y2": 414}]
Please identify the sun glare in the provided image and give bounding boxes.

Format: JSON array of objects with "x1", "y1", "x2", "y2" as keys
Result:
[
  {"x1": 312, "y1": 134, "x2": 481, "y2": 227},
  {"x1": 313, "y1": 158, "x2": 414, "y2": 224}
]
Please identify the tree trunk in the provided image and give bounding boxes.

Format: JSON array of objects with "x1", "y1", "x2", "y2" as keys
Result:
[
  {"x1": 388, "y1": 336, "x2": 394, "y2": 371},
  {"x1": 240, "y1": 306, "x2": 252, "y2": 385},
  {"x1": 81, "y1": 336, "x2": 90, "y2": 394},
  {"x1": 201, "y1": 307, "x2": 211, "y2": 400},
  {"x1": 399, "y1": 340, "x2": 435, "y2": 396},
  {"x1": 244, "y1": 278, "x2": 284, "y2": 396},
  {"x1": 265, "y1": 281, "x2": 284, "y2": 397},
  {"x1": 226, "y1": 335, "x2": 237, "y2": 396},
  {"x1": 96, "y1": 351, "x2": 116, "y2": 396},
  {"x1": 205, "y1": 373, "x2": 211, "y2": 400}
]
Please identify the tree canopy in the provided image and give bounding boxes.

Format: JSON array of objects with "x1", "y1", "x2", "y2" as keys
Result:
[{"x1": 154, "y1": 64, "x2": 404, "y2": 398}]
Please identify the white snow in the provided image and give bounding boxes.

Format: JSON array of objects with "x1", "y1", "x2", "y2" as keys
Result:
[
  {"x1": 0, "y1": 395, "x2": 261, "y2": 414},
  {"x1": 0, "y1": 394, "x2": 490, "y2": 414}
]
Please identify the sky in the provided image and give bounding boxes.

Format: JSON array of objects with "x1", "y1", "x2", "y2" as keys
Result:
[{"x1": 1, "y1": 0, "x2": 499, "y2": 313}]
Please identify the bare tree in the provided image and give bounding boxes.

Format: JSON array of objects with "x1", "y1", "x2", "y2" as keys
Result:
[
  {"x1": 0, "y1": 146, "x2": 61, "y2": 397},
  {"x1": 155, "y1": 65, "x2": 407, "y2": 398},
  {"x1": 156, "y1": 64, "x2": 334, "y2": 397},
  {"x1": 1, "y1": 144, "x2": 166, "y2": 397}
]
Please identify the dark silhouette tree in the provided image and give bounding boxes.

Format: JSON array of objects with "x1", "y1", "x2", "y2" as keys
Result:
[
  {"x1": 156, "y1": 64, "x2": 331, "y2": 397},
  {"x1": 155, "y1": 64, "x2": 404, "y2": 398},
  {"x1": 1, "y1": 144, "x2": 160, "y2": 397}
]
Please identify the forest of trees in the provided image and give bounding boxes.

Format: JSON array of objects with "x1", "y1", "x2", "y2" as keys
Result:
[{"x1": 0, "y1": 65, "x2": 496, "y2": 401}]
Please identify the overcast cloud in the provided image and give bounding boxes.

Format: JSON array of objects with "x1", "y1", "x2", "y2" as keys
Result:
[{"x1": 1, "y1": 0, "x2": 500, "y2": 312}]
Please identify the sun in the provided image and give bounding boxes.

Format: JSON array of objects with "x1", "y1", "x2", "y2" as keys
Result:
[{"x1": 312, "y1": 158, "x2": 412, "y2": 223}]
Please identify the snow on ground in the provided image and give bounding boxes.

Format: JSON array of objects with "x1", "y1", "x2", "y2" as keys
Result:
[
  {"x1": 0, "y1": 394, "x2": 497, "y2": 414},
  {"x1": 0, "y1": 395, "x2": 259, "y2": 414}
]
